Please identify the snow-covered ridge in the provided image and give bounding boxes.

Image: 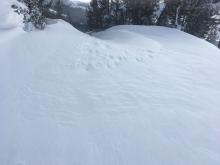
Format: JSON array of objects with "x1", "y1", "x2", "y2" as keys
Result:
[{"x1": 0, "y1": 20, "x2": 220, "y2": 165}]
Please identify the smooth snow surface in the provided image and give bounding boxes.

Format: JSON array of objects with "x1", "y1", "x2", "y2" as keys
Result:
[
  {"x1": 0, "y1": 20, "x2": 220, "y2": 165},
  {"x1": 0, "y1": 0, "x2": 22, "y2": 29}
]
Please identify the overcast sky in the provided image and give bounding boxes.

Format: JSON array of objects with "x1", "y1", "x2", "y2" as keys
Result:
[{"x1": 75, "y1": 0, "x2": 91, "y2": 2}]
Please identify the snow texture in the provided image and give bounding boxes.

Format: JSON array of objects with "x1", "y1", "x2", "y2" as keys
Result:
[
  {"x1": 0, "y1": 0, "x2": 22, "y2": 29},
  {"x1": 0, "y1": 18, "x2": 220, "y2": 165}
]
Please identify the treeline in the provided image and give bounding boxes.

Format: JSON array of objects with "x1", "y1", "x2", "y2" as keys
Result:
[
  {"x1": 12, "y1": 0, "x2": 87, "y2": 31},
  {"x1": 87, "y1": 0, "x2": 219, "y2": 43},
  {"x1": 87, "y1": 0, "x2": 159, "y2": 30},
  {"x1": 11, "y1": 0, "x2": 219, "y2": 46},
  {"x1": 12, "y1": 0, "x2": 72, "y2": 31}
]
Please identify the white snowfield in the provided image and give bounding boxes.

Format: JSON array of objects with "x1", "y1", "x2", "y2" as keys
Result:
[{"x1": 1, "y1": 20, "x2": 220, "y2": 165}]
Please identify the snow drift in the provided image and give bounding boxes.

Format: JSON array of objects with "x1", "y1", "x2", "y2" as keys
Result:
[
  {"x1": 0, "y1": 0, "x2": 22, "y2": 29},
  {"x1": 0, "y1": 20, "x2": 220, "y2": 165}
]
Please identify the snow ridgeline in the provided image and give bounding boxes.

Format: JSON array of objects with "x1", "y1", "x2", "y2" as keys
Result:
[{"x1": 0, "y1": 20, "x2": 220, "y2": 165}]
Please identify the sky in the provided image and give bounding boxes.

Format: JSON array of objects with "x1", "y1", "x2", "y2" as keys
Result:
[{"x1": 73, "y1": 0, "x2": 91, "y2": 2}]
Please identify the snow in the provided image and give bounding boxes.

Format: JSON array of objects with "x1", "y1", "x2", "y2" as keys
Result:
[
  {"x1": 0, "y1": 0, "x2": 22, "y2": 29},
  {"x1": 1, "y1": 17, "x2": 220, "y2": 165}
]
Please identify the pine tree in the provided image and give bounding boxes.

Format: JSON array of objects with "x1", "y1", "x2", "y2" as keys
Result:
[
  {"x1": 12, "y1": 0, "x2": 46, "y2": 30},
  {"x1": 158, "y1": 0, "x2": 218, "y2": 42},
  {"x1": 124, "y1": 0, "x2": 158, "y2": 25},
  {"x1": 110, "y1": 0, "x2": 125, "y2": 25},
  {"x1": 100, "y1": 0, "x2": 111, "y2": 28},
  {"x1": 87, "y1": 0, "x2": 101, "y2": 30},
  {"x1": 87, "y1": 0, "x2": 111, "y2": 30},
  {"x1": 181, "y1": 0, "x2": 218, "y2": 40},
  {"x1": 157, "y1": 0, "x2": 181, "y2": 28}
]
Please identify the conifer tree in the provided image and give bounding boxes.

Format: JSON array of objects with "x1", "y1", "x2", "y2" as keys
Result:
[
  {"x1": 110, "y1": 0, "x2": 125, "y2": 25},
  {"x1": 181, "y1": 0, "x2": 218, "y2": 39},
  {"x1": 157, "y1": 0, "x2": 181, "y2": 28},
  {"x1": 158, "y1": 0, "x2": 218, "y2": 41},
  {"x1": 12, "y1": 0, "x2": 46, "y2": 30},
  {"x1": 87, "y1": 0, "x2": 111, "y2": 30},
  {"x1": 100, "y1": 0, "x2": 111, "y2": 28},
  {"x1": 124, "y1": 0, "x2": 158, "y2": 25}
]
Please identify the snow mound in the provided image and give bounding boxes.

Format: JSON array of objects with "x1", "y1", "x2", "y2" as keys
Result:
[
  {"x1": 0, "y1": 0, "x2": 22, "y2": 29},
  {"x1": 0, "y1": 21, "x2": 220, "y2": 165},
  {"x1": 94, "y1": 26, "x2": 162, "y2": 52}
]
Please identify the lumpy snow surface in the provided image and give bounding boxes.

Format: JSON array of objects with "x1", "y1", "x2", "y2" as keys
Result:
[{"x1": 0, "y1": 20, "x2": 220, "y2": 165}]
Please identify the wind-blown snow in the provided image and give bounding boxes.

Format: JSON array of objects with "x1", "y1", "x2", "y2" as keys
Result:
[{"x1": 0, "y1": 20, "x2": 220, "y2": 165}]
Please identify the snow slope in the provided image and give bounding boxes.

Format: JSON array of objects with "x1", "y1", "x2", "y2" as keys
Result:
[{"x1": 0, "y1": 20, "x2": 220, "y2": 165}]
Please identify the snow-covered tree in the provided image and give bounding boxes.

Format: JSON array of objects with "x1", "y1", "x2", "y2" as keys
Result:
[
  {"x1": 110, "y1": 0, "x2": 125, "y2": 25},
  {"x1": 123, "y1": 0, "x2": 159, "y2": 25},
  {"x1": 87, "y1": 0, "x2": 111, "y2": 30},
  {"x1": 87, "y1": 0, "x2": 102, "y2": 30},
  {"x1": 87, "y1": 0, "x2": 159, "y2": 30},
  {"x1": 181, "y1": 0, "x2": 217, "y2": 39},
  {"x1": 12, "y1": 0, "x2": 46, "y2": 30},
  {"x1": 100, "y1": 0, "x2": 111, "y2": 28},
  {"x1": 157, "y1": 0, "x2": 181, "y2": 28},
  {"x1": 158, "y1": 0, "x2": 218, "y2": 42}
]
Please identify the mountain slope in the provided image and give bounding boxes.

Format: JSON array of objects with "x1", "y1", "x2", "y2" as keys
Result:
[{"x1": 0, "y1": 21, "x2": 220, "y2": 165}]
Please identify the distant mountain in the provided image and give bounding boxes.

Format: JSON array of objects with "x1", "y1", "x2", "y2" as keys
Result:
[
  {"x1": 63, "y1": 0, "x2": 89, "y2": 10},
  {"x1": 43, "y1": 0, "x2": 89, "y2": 31},
  {"x1": 61, "y1": 0, "x2": 89, "y2": 31}
]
